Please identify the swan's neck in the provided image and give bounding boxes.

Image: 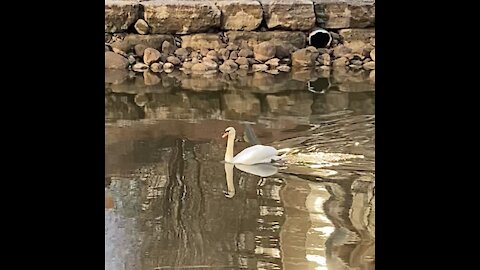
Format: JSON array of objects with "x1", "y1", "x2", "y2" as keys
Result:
[{"x1": 225, "y1": 132, "x2": 235, "y2": 163}]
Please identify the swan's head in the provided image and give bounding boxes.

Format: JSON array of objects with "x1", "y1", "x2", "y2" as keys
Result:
[{"x1": 222, "y1": 127, "x2": 236, "y2": 138}]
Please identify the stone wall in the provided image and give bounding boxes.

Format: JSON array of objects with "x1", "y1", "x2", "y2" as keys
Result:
[
  {"x1": 105, "y1": 0, "x2": 374, "y2": 33},
  {"x1": 105, "y1": 0, "x2": 375, "y2": 77}
]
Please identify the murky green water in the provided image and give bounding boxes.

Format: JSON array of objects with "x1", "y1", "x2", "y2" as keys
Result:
[{"x1": 105, "y1": 69, "x2": 375, "y2": 270}]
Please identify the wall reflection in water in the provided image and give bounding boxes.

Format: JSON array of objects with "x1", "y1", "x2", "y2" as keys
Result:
[
  {"x1": 105, "y1": 70, "x2": 374, "y2": 270},
  {"x1": 105, "y1": 136, "x2": 374, "y2": 270}
]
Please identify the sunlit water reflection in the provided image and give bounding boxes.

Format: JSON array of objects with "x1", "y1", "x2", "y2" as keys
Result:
[{"x1": 105, "y1": 70, "x2": 374, "y2": 270}]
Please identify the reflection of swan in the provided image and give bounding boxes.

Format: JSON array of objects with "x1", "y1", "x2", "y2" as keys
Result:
[
  {"x1": 224, "y1": 163, "x2": 278, "y2": 198},
  {"x1": 222, "y1": 127, "x2": 281, "y2": 165},
  {"x1": 224, "y1": 163, "x2": 235, "y2": 198},
  {"x1": 235, "y1": 163, "x2": 278, "y2": 177}
]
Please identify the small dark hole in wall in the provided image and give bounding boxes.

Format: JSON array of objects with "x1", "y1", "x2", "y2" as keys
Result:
[{"x1": 309, "y1": 32, "x2": 331, "y2": 48}]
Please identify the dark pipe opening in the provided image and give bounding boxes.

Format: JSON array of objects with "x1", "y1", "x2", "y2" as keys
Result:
[
  {"x1": 309, "y1": 30, "x2": 332, "y2": 48},
  {"x1": 308, "y1": 78, "x2": 331, "y2": 93}
]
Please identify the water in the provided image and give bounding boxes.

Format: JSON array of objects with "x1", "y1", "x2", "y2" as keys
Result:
[{"x1": 105, "y1": 69, "x2": 375, "y2": 270}]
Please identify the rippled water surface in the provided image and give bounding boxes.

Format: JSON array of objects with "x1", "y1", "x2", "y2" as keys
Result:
[{"x1": 105, "y1": 69, "x2": 375, "y2": 270}]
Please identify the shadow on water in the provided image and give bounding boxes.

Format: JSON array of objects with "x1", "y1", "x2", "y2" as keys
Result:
[{"x1": 105, "y1": 69, "x2": 374, "y2": 270}]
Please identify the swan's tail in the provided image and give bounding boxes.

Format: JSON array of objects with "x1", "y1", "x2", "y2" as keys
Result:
[
  {"x1": 270, "y1": 155, "x2": 285, "y2": 165},
  {"x1": 271, "y1": 148, "x2": 294, "y2": 165}
]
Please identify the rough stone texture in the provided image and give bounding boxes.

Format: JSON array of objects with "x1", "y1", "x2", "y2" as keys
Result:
[
  {"x1": 105, "y1": 1, "x2": 139, "y2": 33},
  {"x1": 191, "y1": 63, "x2": 209, "y2": 72},
  {"x1": 161, "y1": 41, "x2": 176, "y2": 55},
  {"x1": 291, "y1": 47, "x2": 319, "y2": 67},
  {"x1": 229, "y1": 51, "x2": 238, "y2": 60},
  {"x1": 174, "y1": 48, "x2": 189, "y2": 61},
  {"x1": 350, "y1": 59, "x2": 363, "y2": 66},
  {"x1": 274, "y1": 42, "x2": 297, "y2": 59},
  {"x1": 202, "y1": 58, "x2": 219, "y2": 70},
  {"x1": 112, "y1": 47, "x2": 127, "y2": 57},
  {"x1": 181, "y1": 61, "x2": 193, "y2": 69},
  {"x1": 362, "y1": 43, "x2": 374, "y2": 57},
  {"x1": 333, "y1": 45, "x2": 352, "y2": 58},
  {"x1": 150, "y1": 62, "x2": 163, "y2": 72},
  {"x1": 134, "y1": 44, "x2": 148, "y2": 57},
  {"x1": 363, "y1": 61, "x2": 375, "y2": 70},
  {"x1": 350, "y1": 1, "x2": 375, "y2": 28},
  {"x1": 260, "y1": 0, "x2": 316, "y2": 31},
  {"x1": 345, "y1": 40, "x2": 367, "y2": 55},
  {"x1": 370, "y1": 48, "x2": 375, "y2": 61},
  {"x1": 238, "y1": 48, "x2": 254, "y2": 58},
  {"x1": 235, "y1": 57, "x2": 249, "y2": 66},
  {"x1": 105, "y1": 51, "x2": 129, "y2": 69},
  {"x1": 226, "y1": 31, "x2": 306, "y2": 50},
  {"x1": 132, "y1": 63, "x2": 149, "y2": 72},
  {"x1": 314, "y1": 0, "x2": 349, "y2": 29},
  {"x1": 167, "y1": 56, "x2": 182, "y2": 65},
  {"x1": 216, "y1": 0, "x2": 263, "y2": 30},
  {"x1": 127, "y1": 55, "x2": 136, "y2": 65},
  {"x1": 265, "y1": 69, "x2": 279, "y2": 75},
  {"x1": 143, "y1": 0, "x2": 221, "y2": 34},
  {"x1": 369, "y1": 70, "x2": 375, "y2": 82},
  {"x1": 218, "y1": 48, "x2": 230, "y2": 60},
  {"x1": 109, "y1": 34, "x2": 175, "y2": 52},
  {"x1": 265, "y1": 58, "x2": 280, "y2": 67},
  {"x1": 254, "y1": 41, "x2": 276, "y2": 62},
  {"x1": 225, "y1": 44, "x2": 238, "y2": 51},
  {"x1": 252, "y1": 64, "x2": 268, "y2": 72},
  {"x1": 163, "y1": 62, "x2": 174, "y2": 72},
  {"x1": 181, "y1": 34, "x2": 225, "y2": 50},
  {"x1": 134, "y1": 19, "x2": 149, "y2": 35},
  {"x1": 333, "y1": 57, "x2": 348, "y2": 67},
  {"x1": 105, "y1": 33, "x2": 112, "y2": 43},
  {"x1": 143, "y1": 48, "x2": 161, "y2": 65},
  {"x1": 339, "y1": 28, "x2": 375, "y2": 43},
  {"x1": 277, "y1": 65, "x2": 291, "y2": 72},
  {"x1": 319, "y1": 53, "x2": 331, "y2": 66},
  {"x1": 191, "y1": 56, "x2": 201, "y2": 64},
  {"x1": 200, "y1": 48, "x2": 210, "y2": 57},
  {"x1": 313, "y1": 0, "x2": 375, "y2": 29},
  {"x1": 206, "y1": 50, "x2": 219, "y2": 61},
  {"x1": 219, "y1": 59, "x2": 239, "y2": 73}
]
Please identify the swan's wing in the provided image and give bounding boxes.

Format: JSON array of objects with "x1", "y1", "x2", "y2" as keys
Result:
[
  {"x1": 243, "y1": 124, "x2": 260, "y2": 145},
  {"x1": 232, "y1": 145, "x2": 278, "y2": 165}
]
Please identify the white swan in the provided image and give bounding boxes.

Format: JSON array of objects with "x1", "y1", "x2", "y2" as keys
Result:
[{"x1": 222, "y1": 127, "x2": 281, "y2": 165}]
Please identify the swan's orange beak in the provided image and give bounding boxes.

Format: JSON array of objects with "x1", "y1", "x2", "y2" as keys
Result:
[{"x1": 222, "y1": 132, "x2": 228, "y2": 138}]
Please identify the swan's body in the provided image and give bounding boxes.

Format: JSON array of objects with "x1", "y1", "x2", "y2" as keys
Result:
[
  {"x1": 231, "y1": 145, "x2": 279, "y2": 164},
  {"x1": 223, "y1": 127, "x2": 281, "y2": 165}
]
